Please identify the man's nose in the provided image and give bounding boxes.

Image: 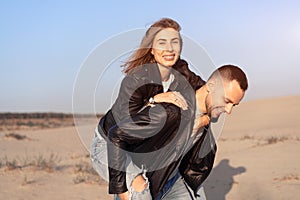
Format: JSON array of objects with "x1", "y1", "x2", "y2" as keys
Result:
[{"x1": 225, "y1": 104, "x2": 233, "y2": 114}]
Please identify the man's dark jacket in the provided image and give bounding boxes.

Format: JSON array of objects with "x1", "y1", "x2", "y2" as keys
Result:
[{"x1": 97, "y1": 59, "x2": 217, "y2": 198}]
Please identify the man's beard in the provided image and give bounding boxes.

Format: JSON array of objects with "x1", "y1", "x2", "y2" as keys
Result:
[
  {"x1": 206, "y1": 104, "x2": 223, "y2": 123},
  {"x1": 210, "y1": 113, "x2": 220, "y2": 123},
  {"x1": 205, "y1": 95, "x2": 223, "y2": 123}
]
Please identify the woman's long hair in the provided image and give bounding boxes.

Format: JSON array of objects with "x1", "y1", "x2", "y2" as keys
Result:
[{"x1": 123, "y1": 18, "x2": 182, "y2": 74}]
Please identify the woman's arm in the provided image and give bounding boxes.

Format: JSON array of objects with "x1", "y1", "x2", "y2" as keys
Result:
[
  {"x1": 107, "y1": 103, "x2": 180, "y2": 195},
  {"x1": 111, "y1": 75, "x2": 146, "y2": 123}
]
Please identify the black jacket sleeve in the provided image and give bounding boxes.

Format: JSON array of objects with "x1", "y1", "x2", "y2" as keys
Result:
[
  {"x1": 111, "y1": 75, "x2": 147, "y2": 123},
  {"x1": 179, "y1": 126, "x2": 217, "y2": 194},
  {"x1": 107, "y1": 103, "x2": 182, "y2": 194}
]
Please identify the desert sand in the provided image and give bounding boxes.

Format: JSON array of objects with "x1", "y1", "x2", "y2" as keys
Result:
[{"x1": 1, "y1": 96, "x2": 299, "y2": 200}]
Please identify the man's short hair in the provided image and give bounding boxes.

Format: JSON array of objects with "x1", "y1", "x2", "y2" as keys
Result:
[{"x1": 208, "y1": 65, "x2": 248, "y2": 91}]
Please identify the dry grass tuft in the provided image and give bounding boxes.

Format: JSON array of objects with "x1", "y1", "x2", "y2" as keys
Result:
[
  {"x1": 32, "y1": 153, "x2": 61, "y2": 172},
  {"x1": 265, "y1": 136, "x2": 288, "y2": 145},
  {"x1": 0, "y1": 153, "x2": 61, "y2": 172},
  {"x1": 5, "y1": 133, "x2": 28, "y2": 140},
  {"x1": 274, "y1": 174, "x2": 300, "y2": 182},
  {"x1": 21, "y1": 174, "x2": 36, "y2": 186},
  {"x1": 240, "y1": 135, "x2": 255, "y2": 140},
  {"x1": 72, "y1": 161, "x2": 106, "y2": 185}
]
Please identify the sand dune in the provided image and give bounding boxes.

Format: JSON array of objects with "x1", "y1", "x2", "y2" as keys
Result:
[{"x1": 0, "y1": 96, "x2": 299, "y2": 200}]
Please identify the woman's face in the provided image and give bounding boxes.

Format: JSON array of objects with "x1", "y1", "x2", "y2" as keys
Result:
[{"x1": 151, "y1": 28, "x2": 181, "y2": 68}]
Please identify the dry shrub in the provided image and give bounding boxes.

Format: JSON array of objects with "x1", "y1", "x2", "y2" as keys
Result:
[
  {"x1": 266, "y1": 136, "x2": 288, "y2": 145},
  {"x1": 274, "y1": 174, "x2": 300, "y2": 181},
  {"x1": 240, "y1": 135, "x2": 255, "y2": 140},
  {"x1": 0, "y1": 153, "x2": 60, "y2": 172},
  {"x1": 32, "y1": 153, "x2": 61, "y2": 172},
  {"x1": 73, "y1": 161, "x2": 106, "y2": 185},
  {"x1": 5, "y1": 133, "x2": 28, "y2": 140}
]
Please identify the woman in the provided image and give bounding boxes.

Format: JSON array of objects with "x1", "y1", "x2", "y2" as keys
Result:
[{"x1": 91, "y1": 18, "x2": 206, "y2": 200}]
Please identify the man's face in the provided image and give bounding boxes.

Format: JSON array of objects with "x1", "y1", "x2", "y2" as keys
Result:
[
  {"x1": 205, "y1": 79, "x2": 245, "y2": 122},
  {"x1": 151, "y1": 28, "x2": 181, "y2": 68}
]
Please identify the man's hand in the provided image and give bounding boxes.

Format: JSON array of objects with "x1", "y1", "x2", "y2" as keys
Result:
[
  {"x1": 132, "y1": 174, "x2": 148, "y2": 192},
  {"x1": 117, "y1": 174, "x2": 148, "y2": 200},
  {"x1": 193, "y1": 114, "x2": 210, "y2": 132},
  {"x1": 117, "y1": 191, "x2": 129, "y2": 200}
]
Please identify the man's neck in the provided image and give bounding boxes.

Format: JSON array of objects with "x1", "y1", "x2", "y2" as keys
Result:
[{"x1": 195, "y1": 86, "x2": 208, "y2": 114}]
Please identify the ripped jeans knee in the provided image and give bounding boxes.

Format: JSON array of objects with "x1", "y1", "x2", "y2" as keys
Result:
[
  {"x1": 129, "y1": 171, "x2": 151, "y2": 199},
  {"x1": 115, "y1": 165, "x2": 152, "y2": 200}
]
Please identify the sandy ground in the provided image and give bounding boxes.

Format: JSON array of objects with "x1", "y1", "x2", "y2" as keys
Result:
[{"x1": 0, "y1": 96, "x2": 299, "y2": 200}]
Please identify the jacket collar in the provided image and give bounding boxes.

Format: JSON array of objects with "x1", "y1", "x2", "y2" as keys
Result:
[
  {"x1": 146, "y1": 63, "x2": 163, "y2": 85},
  {"x1": 146, "y1": 63, "x2": 182, "y2": 91}
]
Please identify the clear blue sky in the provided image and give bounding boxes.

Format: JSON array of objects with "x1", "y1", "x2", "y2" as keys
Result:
[{"x1": 1, "y1": 0, "x2": 299, "y2": 113}]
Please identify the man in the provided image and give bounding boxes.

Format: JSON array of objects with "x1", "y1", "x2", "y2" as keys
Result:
[{"x1": 158, "y1": 64, "x2": 248, "y2": 199}]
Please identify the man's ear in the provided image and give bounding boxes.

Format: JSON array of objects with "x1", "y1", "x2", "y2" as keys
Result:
[{"x1": 206, "y1": 79, "x2": 216, "y2": 92}]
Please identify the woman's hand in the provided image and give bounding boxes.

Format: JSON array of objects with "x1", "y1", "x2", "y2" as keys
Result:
[{"x1": 153, "y1": 91, "x2": 188, "y2": 110}]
